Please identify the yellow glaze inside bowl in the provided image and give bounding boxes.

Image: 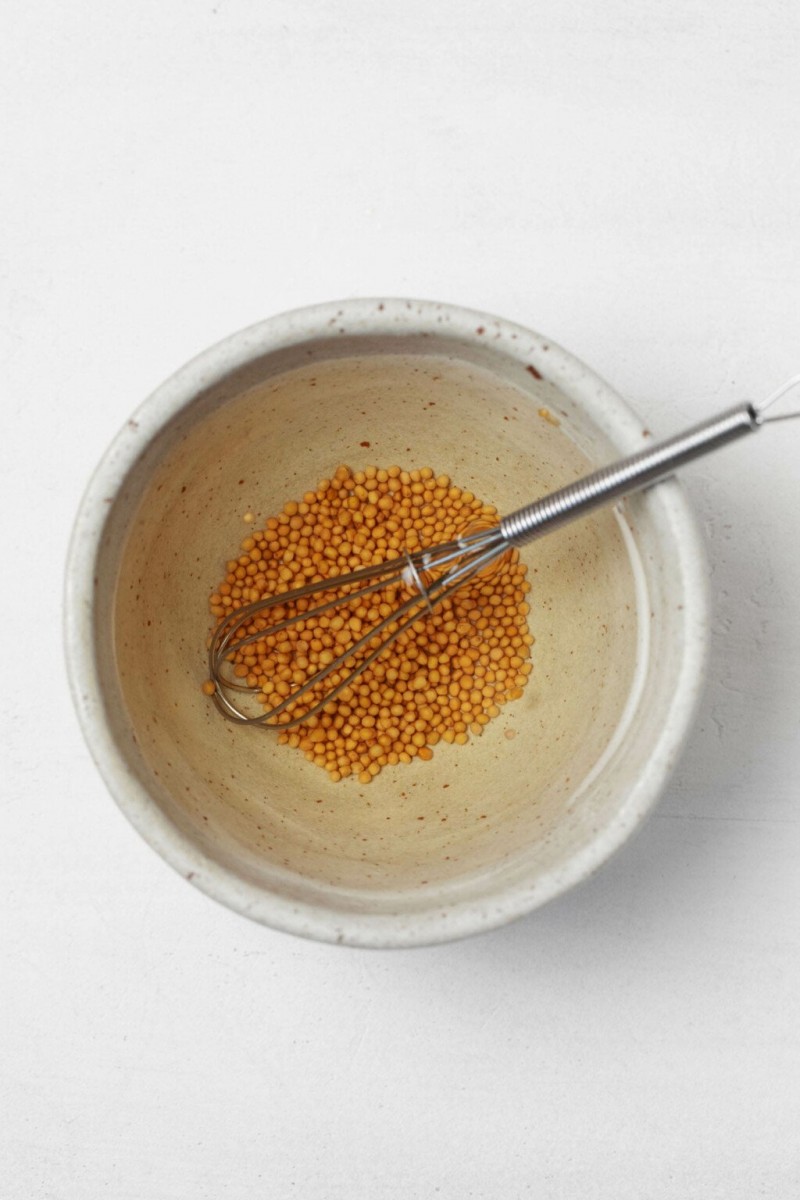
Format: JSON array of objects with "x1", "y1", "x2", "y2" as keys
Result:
[{"x1": 112, "y1": 352, "x2": 637, "y2": 892}]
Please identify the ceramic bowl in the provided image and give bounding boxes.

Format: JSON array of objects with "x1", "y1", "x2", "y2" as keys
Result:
[{"x1": 64, "y1": 299, "x2": 708, "y2": 946}]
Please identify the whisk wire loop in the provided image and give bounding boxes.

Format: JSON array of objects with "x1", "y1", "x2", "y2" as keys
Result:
[{"x1": 209, "y1": 531, "x2": 509, "y2": 728}]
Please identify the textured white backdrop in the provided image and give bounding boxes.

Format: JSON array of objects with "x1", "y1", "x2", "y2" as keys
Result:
[{"x1": 2, "y1": 1, "x2": 799, "y2": 1196}]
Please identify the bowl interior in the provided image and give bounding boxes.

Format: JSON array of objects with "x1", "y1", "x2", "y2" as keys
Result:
[{"x1": 99, "y1": 336, "x2": 652, "y2": 925}]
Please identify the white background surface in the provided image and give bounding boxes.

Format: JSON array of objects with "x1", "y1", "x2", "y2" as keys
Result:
[{"x1": 2, "y1": 2, "x2": 799, "y2": 1196}]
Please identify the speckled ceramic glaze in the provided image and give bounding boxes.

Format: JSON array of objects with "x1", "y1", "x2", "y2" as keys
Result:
[{"x1": 64, "y1": 299, "x2": 709, "y2": 947}]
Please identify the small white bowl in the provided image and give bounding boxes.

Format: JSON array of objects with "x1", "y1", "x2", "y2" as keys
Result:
[{"x1": 64, "y1": 299, "x2": 708, "y2": 947}]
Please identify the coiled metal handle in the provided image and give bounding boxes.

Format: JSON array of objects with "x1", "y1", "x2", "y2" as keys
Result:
[{"x1": 500, "y1": 403, "x2": 760, "y2": 546}]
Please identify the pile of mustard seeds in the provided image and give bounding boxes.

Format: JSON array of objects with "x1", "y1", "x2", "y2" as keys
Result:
[{"x1": 206, "y1": 466, "x2": 532, "y2": 782}]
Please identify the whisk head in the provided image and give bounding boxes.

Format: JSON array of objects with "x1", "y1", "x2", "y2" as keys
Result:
[{"x1": 208, "y1": 520, "x2": 512, "y2": 729}]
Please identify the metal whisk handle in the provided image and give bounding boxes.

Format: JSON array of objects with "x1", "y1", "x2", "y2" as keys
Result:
[{"x1": 499, "y1": 402, "x2": 760, "y2": 546}]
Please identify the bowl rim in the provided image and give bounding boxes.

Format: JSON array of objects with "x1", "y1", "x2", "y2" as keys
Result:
[{"x1": 64, "y1": 297, "x2": 709, "y2": 948}]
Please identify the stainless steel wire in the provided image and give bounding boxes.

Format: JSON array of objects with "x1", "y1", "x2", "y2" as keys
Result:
[{"x1": 209, "y1": 379, "x2": 800, "y2": 729}]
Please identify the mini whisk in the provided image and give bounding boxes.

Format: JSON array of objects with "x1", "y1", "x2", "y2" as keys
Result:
[{"x1": 209, "y1": 377, "x2": 800, "y2": 729}]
